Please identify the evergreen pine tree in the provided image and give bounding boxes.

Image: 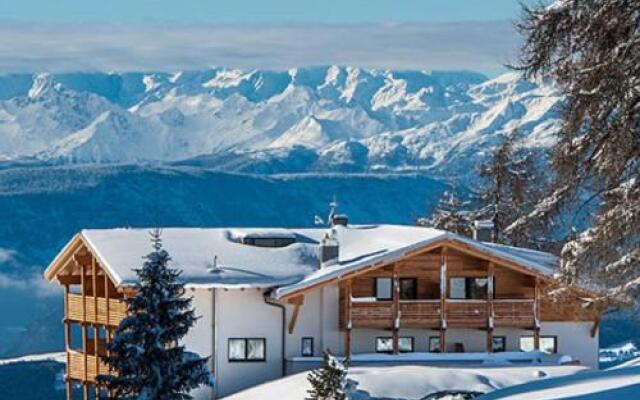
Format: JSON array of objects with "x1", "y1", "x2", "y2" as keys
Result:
[
  {"x1": 514, "y1": 0, "x2": 639, "y2": 299},
  {"x1": 98, "y1": 229, "x2": 213, "y2": 400},
  {"x1": 419, "y1": 191, "x2": 473, "y2": 237},
  {"x1": 306, "y1": 350, "x2": 348, "y2": 400},
  {"x1": 471, "y1": 131, "x2": 542, "y2": 247}
]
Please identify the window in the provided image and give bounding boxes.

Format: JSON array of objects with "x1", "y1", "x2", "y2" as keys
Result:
[
  {"x1": 449, "y1": 277, "x2": 491, "y2": 300},
  {"x1": 492, "y1": 336, "x2": 506, "y2": 352},
  {"x1": 399, "y1": 337, "x2": 414, "y2": 352},
  {"x1": 429, "y1": 336, "x2": 441, "y2": 353},
  {"x1": 520, "y1": 336, "x2": 557, "y2": 354},
  {"x1": 399, "y1": 278, "x2": 417, "y2": 300},
  {"x1": 374, "y1": 278, "x2": 392, "y2": 300},
  {"x1": 375, "y1": 337, "x2": 414, "y2": 353},
  {"x1": 301, "y1": 337, "x2": 314, "y2": 357},
  {"x1": 228, "y1": 338, "x2": 266, "y2": 361}
]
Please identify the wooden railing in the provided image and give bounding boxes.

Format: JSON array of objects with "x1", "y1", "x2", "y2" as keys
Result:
[
  {"x1": 351, "y1": 301, "x2": 393, "y2": 329},
  {"x1": 399, "y1": 300, "x2": 441, "y2": 328},
  {"x1": 446, "y1": 300, "x2": 488, "y2": 328},
  {"x1": 67, "y1": 350, "x2": 110, "y2": 382},
  {"x1": 347, "y1": 298, "x2": 535, "y2": 330},
  {"x1": 493, "y1": 300, "x2": 535, "y2": 328},
  {"x1": 67, "y1": 293, "x2": 127, "y2": 326}
]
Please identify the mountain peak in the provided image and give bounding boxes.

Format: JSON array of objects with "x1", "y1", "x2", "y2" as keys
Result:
[{"x1": 0, "y1": 67, "x2": 561, "y2": 176}]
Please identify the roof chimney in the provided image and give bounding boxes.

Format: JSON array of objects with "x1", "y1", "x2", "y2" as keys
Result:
[
  {"x1": 472, "y1": 220, "x2": 494, "y2": 242},
  {"x1": 319, "y1": 229, "x2": 339, "y2": 267},
  {"x1": 331, "y1": 214, "x2": 348, "y2": 227}
]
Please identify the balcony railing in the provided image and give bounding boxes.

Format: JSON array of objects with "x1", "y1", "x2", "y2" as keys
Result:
[
  {"x1": 446, "y1": 300, "x2": 488, "y2": 328},
  {"x1": 347, "y1": 298, "x2": 535, "y2": 330},
  {"x1": 493, "y1": 299, "x2": 535, "y2": 328},
  {"x1": 399, "y1": 300, "x2": 441, "y2": 328},
  {"x1": 67, "y1": 293, "x2": 127, "y2": 326},
  {"x1": 67, "y1": 350, "x2": 110, "y2": 383},
  {"x1": 350, "y1": 300, "x2": 393, "y2": 329}
]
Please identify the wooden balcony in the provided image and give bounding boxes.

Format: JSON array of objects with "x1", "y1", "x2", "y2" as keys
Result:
[
  {"x1": 67, "y1": 293, "x2": 127, "y2": 326},
  {"x1": 399, "y1": 300, "x2": 441, "y2": 328},
  {"x1": 348, "y1": 298, "x2": 535, "y2": 330},
  {"x1": 494, "y1": 299, "x2": 535, "y2": 328},
  {"x1": 446, "y1": 300, "x2": 488, "y2": 328},
  {"x1": 351, "y1": 300, "x2": 393, "y2": 329},
  {"x1": 67, "y1": 350, "x2": 110, "y2": 383}
]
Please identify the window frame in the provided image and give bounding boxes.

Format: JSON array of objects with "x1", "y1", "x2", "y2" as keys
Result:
[
  {"x1": 429, "y1": 336, "x2": 441, "y2": 353},
  {"x1": 448, "y1": 277, "x2": 495, "y2": 300},
  {"x1": 373, "y1": 277, "x2": 393, "y2": 301},
  {"x1": 519, "y1": 335, "x2": 558, "y2": 354},
  {"x1": 301, "y1": 337, "x2": 314, "y2": 357},
  {"x1": 228, "y1": 338, "x2": 267, "y2": 362},
  {"x1": 492, "y1": 336, "x2": 506, "y2": 353},
  {"x1": 375, "y1": 336, "x2": 415, "y2": 353}
]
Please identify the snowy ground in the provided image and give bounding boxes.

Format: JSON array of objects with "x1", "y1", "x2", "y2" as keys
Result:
[
  {"x1": 0, "y1": 352, "x2": 65, "y2": 366},
  {"x1": 477, "y1": 365, "x2": 640, "y2": 399},
  {"x1": 224, "y1": 365, "x2": 587, "y2": 400}
]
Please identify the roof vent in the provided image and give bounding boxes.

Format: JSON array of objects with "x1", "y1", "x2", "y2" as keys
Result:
[{"x1": 472, "y1": 220, "x2": 494, "y2": 242}]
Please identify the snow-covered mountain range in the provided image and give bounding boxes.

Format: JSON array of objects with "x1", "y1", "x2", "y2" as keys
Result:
[{"x1": 0, "y1": 67, "x2": 561, "y2": 175}]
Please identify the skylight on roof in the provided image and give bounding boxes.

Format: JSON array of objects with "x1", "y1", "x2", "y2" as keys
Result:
[{"x1": 228, "y1": 230, "x2": 297, "y2": 248}]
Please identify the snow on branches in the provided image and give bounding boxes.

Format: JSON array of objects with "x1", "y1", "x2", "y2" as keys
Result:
[
  {"x1": 516, "y1": 0, "x2": 640, "y2": 300},
  {"x1": 98, "y1": 229, "x2": 213, "y2": 400}
]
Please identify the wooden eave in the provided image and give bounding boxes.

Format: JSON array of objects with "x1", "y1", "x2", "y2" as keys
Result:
[{"x1": 43, "y1": 232, "x2": 121, "y2": 287}]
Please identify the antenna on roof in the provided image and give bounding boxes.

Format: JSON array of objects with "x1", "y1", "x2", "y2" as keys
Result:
[
  {"x1": 208, "y1": 255, "x2": 224, "y2": 274},
  {"x1": 328, "y1": 195, "x2": 338, "y2": 226}
]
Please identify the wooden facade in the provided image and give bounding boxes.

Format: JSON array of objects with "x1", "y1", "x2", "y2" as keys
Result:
[
  {"x1": 51, "y1": 236, "x2": 129, "y2": 400},
  {"x1": 338, "y1": 245, "x2": 599, "y2": 356}
]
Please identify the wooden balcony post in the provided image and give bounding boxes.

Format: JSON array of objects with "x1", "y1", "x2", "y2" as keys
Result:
[
  {"x1": 439, "y1": 248, "x2": 448, "y2": 353},
  {"x1": 392, "y1": 263, "x2": 400, "y2": 355},
  {"x1": 79, "y1": 262, "x2": 89, "y2": 399},
  {"x1": 64, "y1": 283, "x2": 72, "y2": 400},
  {"x1": 91, "y1": 258, "x2": 100, "y2": 398},
  {"x1": 344, "y1": 280, "x2": 352, "y2": 359},
  {"x1": 487, "y1": 262, "x2": 495, "y2": 352},
  {"x1": 533, "y1": 277, "x2": 541, "y2": 351},
  {"x1": 104, "y1": 270, "x2": 111, "y2": 325}
]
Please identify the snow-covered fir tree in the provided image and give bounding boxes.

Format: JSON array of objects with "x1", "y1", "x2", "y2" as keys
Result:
[
  {"x1": 98, "y1": 229, "x2": 213, "y2": 400},
  {"x1": 419, "y1": 191, "x2": 473, "y2": 237},
  {"x1": 513, "y1": 0, "x2": 639, "y2": 299},
  {"x1": 471, "y1": 131, "x2": 542, "y2": 247},
  {"x1": 306, "y1": 350, "x2": 349, "y2": 400}
]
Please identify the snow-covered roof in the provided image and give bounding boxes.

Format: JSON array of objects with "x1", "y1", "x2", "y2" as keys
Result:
[{"x1": 45, "y1": 224, "x2": 559, "y2": 294}]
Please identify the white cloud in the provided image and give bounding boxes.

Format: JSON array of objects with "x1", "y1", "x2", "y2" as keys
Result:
[
  {"x1": 0, "y1": 272, "x2": 61, "y2": 297},
  {"x1": 0, "y1": 21, "x2": 520, "y2": 73},
  {"x1": 0, "y1": 247, "x2": 16, "y2": 263}
]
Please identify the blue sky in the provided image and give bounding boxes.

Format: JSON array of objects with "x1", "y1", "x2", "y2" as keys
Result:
[
  {"x1": 0, "y1": 1, "x2": 544, "y2": 74},
  {"x1": 3, "y1": 0, "x2": 538, "y2": 23}
]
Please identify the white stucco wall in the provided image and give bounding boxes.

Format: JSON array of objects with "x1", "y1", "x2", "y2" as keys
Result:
[
  {"x1": 181, "y1": 289, "x2": 215, "y2": 400},
  {"x1": 180, "y1": 287, "x2": 599, "y2": 398},
  {"x1": 214, "y1": 288, "x2": 284, "y2": 397},
  {"x1": 284, "y1": 284, "x2": 343, "y2": 358},
  {"x1": 540, "y1": 322, "x2": 599, "y2": 369}
]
